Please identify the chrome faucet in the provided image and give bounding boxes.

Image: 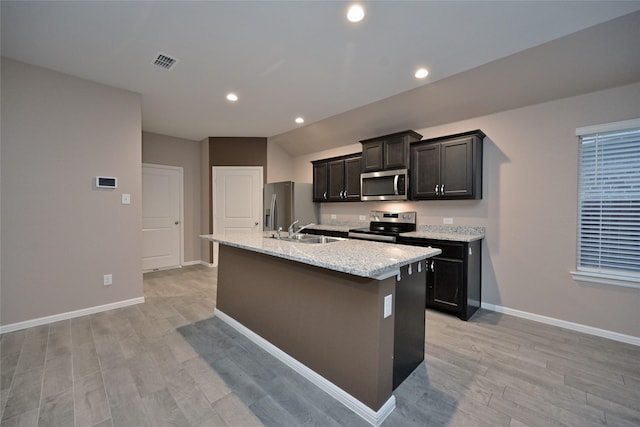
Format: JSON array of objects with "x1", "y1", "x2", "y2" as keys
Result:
[
  {"x1": 296, "y1": 223, "x2": 316, "y2": 235},
  {"x1": 288, "y1": 220, "x2": 299, "y2": 238},
  {"x1": 289, "y1": 220, "x2": 316, "y2": 238}
]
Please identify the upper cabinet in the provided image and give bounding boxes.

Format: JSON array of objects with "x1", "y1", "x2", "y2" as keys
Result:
[
  {"x1": 360, "y1": 130, "x2": 422, "y2": 172},
  {"x1": 312, "y1": 153, "x2": 362, "y2": 202},
  {"x1": 312, "y1": 161, "x2": 329, "y2": 201},
  {"x1": 410, "y1": 130, "x2": 484, "y2": 200}
]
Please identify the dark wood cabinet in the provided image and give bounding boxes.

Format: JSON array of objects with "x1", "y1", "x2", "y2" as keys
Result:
[
  {"x1": 398, "y1": 237, "x2": 481, "y2": 321},
  {"x1": 343, "y1": 155, "x2": 362, "y2": 199},
  {"x1": 312, "y1": 162, "x2": 328, "y2": 201},
  {"x1": 360, "y1": 130, "x2": 422, "y2": 172},
  {"x1": 410, "y1": 130, "x2": 484, "y2": 200},
  {"x1": 393, "y1": 260, "x2": 427, "y2": 389},
  {"x1": 361, "y1": 140, "x2": 384, "y2": 171},
  {"x1": 312, "y1": 154, "x2": 361, "y2": 202}
]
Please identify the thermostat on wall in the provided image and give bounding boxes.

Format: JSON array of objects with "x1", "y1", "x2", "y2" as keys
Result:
[{"x1": 95, "y1": 176, "x2": 118, "y2": 189}]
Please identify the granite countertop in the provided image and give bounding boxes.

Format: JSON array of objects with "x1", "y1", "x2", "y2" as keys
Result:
[
  {"x1": 400, "y1": 225, "x2": 485, "y2": 242},
  {"x1": 200, "y1": 231, "x2": 440, "y2": 280}
]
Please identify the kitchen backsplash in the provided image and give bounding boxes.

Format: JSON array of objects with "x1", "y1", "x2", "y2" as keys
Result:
[{"x1": 318, "y1": 214, "x2": 367, "y2": 228}]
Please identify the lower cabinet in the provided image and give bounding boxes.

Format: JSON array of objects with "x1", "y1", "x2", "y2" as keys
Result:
[
  {"x1": 393, "y1": 260, "x2": 426, "y2": 389},
  {"x1": 399, "y1": 237, "x2": 481, "y2": 321}
]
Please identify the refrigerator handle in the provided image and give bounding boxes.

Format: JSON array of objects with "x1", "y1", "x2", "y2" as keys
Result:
[{"x1": 270, "y1": 193, "x2": 277, "y2": 231}]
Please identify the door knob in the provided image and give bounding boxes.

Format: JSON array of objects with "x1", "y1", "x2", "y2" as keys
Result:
[
  {"x1": 255, "y1": 222, "x2": 259, "y2": 226},
  {"x1": 174, "y1": 221, "x2": 179, "y2": 225}
]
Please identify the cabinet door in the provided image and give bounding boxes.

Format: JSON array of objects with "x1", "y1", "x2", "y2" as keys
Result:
[
  {"x1": 411, "y1": 143, "x2": 440, "y2": 199},
  {"x1": 428, "y1": 258, "x2": 463, "y2": 313},
  {"x1": 328, "y1": 159, "x2": 346, "y2": 200},
  {"x1": 384, "y1": 136, "x2": 409, "y2": 170},
  {"x1": 343, "y1": 156, "x2": 362, "y2": 200},
  {"x1": 441, "y1": 137, "x2": 473, "y2": 198},
  {"x1": 312, "y1": 162, "x2": 328, "y2": 202},
  {"x1": 362, "y1": 141, "x2": 384, "y2": 172}
]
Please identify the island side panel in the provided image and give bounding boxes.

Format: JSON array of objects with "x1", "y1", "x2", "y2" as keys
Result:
[{"x1": 217, "y1": 245, "x2": 395, "y2": 411}]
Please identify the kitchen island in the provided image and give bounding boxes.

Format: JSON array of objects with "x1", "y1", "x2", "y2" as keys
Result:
[{"x1": 200, "y1": 232, "x2": 440, "y2": 426}]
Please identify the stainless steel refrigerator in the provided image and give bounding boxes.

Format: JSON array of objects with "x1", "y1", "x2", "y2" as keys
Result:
[{"x1": 264, "y1": 181, "x2": 318, "y2": 231}]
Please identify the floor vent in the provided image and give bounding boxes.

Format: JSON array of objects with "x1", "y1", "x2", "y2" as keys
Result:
[{"x1": 153, "y1": 52, "x2": 178, "y2": 70}]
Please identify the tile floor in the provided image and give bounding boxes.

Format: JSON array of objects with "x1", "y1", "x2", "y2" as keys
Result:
[{"x1": 1, "y1": 265, "x2": 639, "y2": 426}]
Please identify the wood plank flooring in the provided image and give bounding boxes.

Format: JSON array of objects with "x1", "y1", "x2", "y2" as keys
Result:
[{"x1": 1, "y1": 265, "x2": 639, "y2": 426}]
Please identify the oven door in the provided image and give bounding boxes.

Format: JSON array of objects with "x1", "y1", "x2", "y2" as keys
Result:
[
  {"x1": 348, "y1": 230, "x2": 398, "y2": 242},
  {"x1": 360, "y1": 169, "x2": 408, "y2": 201}
]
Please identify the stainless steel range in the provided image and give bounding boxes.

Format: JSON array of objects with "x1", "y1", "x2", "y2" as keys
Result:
[{"x1": 348, "y1": 210, "x2": 416, "y2": 242}]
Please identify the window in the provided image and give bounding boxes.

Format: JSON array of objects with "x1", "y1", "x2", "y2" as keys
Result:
[{"x1": 572, "y1": 118, "x2": 640, "y2": 288}]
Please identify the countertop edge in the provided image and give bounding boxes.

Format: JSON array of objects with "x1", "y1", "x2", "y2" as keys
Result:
[
  {"x1": 399, "y1": 232, "x2": 485, "y2": 243},
  {"x1": 201, "y1": 233, "x2": 441, "y2": 279}
]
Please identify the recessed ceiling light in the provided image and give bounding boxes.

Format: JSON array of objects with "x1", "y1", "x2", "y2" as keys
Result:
[
  {"x1": 295, "y1": 117, "x2": 304, "y2": 124},
  {"x1": 347, "y1": 4, "x2": 365, "y2": 23},
  {"x1": 414, "y1": 68, "x2": 429, "y2": 79},
  {"x1": 226, "y1": 93, "x2": 238, "y2": 102}
]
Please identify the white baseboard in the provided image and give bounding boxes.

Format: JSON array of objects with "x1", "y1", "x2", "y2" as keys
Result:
[
  {"x1": 0, "y1": 297, "x2": 145, "y2": 334},
  {"x1": 181, "y1": 260, "x2": 200, "y2": 267},
  {"x1": 199, "y1": 261, "x2": 215, "y2": 267},
  {"x1": 481, "y1": 303, "x2": 640, "y2": 347},
  {"x1": 143, "y1": 265, "x2": 183, "y2": 273},
  {"x1": 215, "y1": 309, "x2": 395, "y2": 427}
]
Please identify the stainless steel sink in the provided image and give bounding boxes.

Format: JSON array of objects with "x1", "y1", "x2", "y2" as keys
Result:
[{"x1": 268, "y1": 233, "x2": 343, "y2": 244}]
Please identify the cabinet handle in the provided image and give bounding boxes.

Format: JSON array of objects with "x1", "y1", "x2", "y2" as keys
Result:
[
  {"x1": 434, "y1": 185, "x2": 439, "y2": 196},
  {"x1": 441, "y1": 184, "x2": 445, "y2": 195},
  {"x1": 323, "y1": 191, "x2": 327, "y2": 199},
  {"x1": 430, "y1": 260, "x2": 435, "y2": 272},
  {"x1": 343, "y1": 190, "x2": 348, "y2": 198}
]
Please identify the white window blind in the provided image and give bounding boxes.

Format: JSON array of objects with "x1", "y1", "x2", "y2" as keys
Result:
[{"x1": 576, "y1": 121, "x2": 640, "y2": 284}]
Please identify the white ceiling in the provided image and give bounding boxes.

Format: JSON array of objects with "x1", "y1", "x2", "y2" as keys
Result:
[{"x1": 2, "y1": 1, "x2": 640, "y2": 155}]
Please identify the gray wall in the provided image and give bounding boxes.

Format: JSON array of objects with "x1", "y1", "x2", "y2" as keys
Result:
[
  {"x1": 290, "y1": 81, "x2": 640, "y2": 339},
  {"x1": 142, "y1": 132, "x2": 201, "y2": 264},
  {"x1": 200, "y1": 139, "x2": 210, "y2": 264},
  {"x1": 1, "y1": 58, "x2": 143, "y2": 326}
]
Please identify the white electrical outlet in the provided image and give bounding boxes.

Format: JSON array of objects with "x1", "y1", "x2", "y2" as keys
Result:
[
  {"x1": 383, "y1": 294, "x2": 393, "y2": 318},
  {"x1": 359, "y1": 215, "x2": 367, "y2": 221},
  {"x1": 103, "y1": 274, "x2": 113, "y2": 286},
  {"x1": 121, "y1": 194, "x2": 131, "y2": 205},
  {"x1": 330, "y1": 214, "x2": 337, "y2": 219},
  {"x1": 443, "y1": 217, "x2": 454, "y2": 225}
]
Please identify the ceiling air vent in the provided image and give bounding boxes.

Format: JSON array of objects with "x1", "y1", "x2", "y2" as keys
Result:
[{"x1": 153, "y1": 53, "x2": 178, "y2": 70}]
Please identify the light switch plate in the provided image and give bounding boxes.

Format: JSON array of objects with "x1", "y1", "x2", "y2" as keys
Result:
[
  {"x1": 121, "y1": 194, "x2": 131, "y2": 205},
  {"x1": 330, "y1": 214, "x2": 337, "y2": 219},
  {"x1": 383, "y1": 294, "x2": 393, "y2": 318},
  {"x1": 443, "y1": 217, "x2": 453, "y2": 225},
  {"x1": 359, "y1": 215, "x2": 367, "y2": 221}
]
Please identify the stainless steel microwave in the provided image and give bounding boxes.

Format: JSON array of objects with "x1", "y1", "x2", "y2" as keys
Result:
[{"x1": 360, "y1": 169, "x2": 408, "y2": 201}]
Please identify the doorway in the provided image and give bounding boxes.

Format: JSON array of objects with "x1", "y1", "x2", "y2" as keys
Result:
[
  {"x1": 142, "y1": 164, "x2": 183, "y2": 271},
  {"x1": 212, "y1": 166, "x2": 263, "y2": 266}
]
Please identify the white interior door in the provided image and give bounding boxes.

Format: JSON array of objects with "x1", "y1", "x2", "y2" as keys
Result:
[
  {"x1": 212, "y1": 166, "x2": 263, "y2": 266},
  {"x1": 143, "y1": 164, "x2": 182, "y2": 271}
]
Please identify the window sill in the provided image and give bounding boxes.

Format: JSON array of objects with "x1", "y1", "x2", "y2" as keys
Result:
[{"x1": 570, "y1": 271, "x2": 640, "y2": 289}]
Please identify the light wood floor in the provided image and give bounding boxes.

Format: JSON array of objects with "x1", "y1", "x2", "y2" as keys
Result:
[{"x1": 1, "y1": 265, "x2": 639, "y2": 426}]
